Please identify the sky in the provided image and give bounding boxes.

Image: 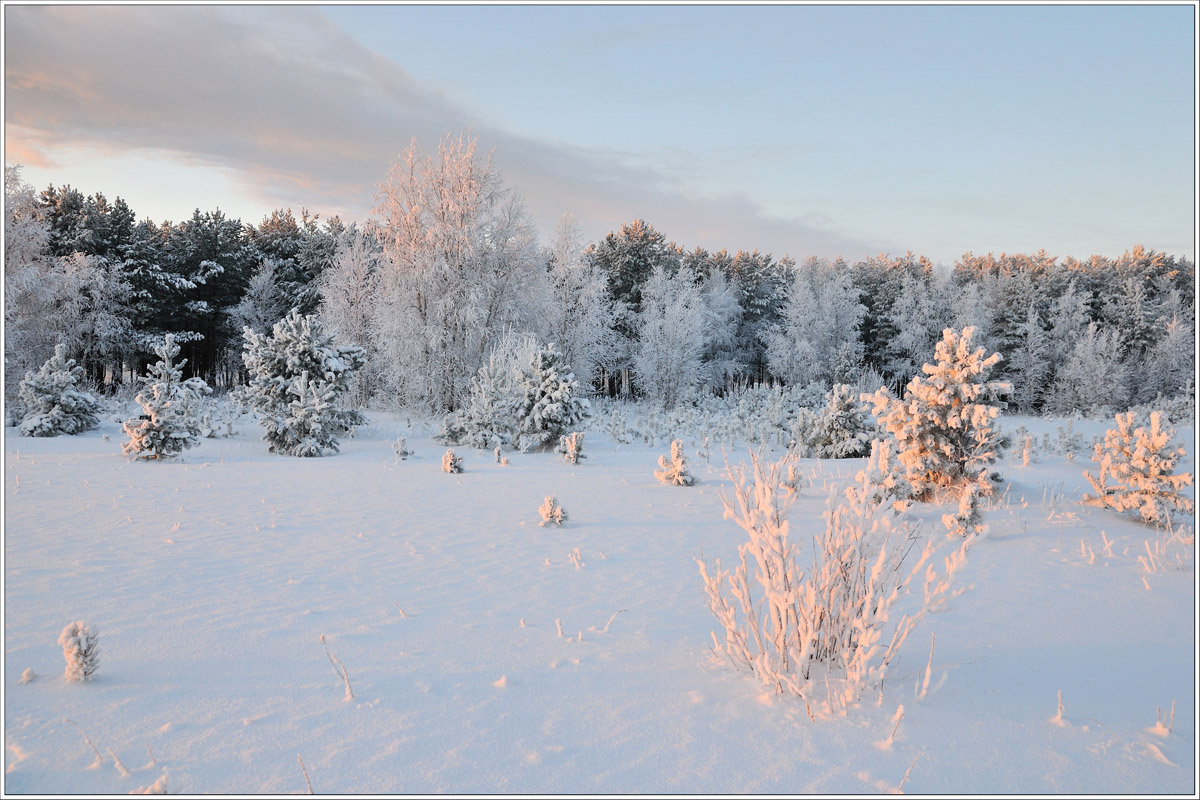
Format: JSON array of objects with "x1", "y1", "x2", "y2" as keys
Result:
[{"x1": 4, "y1": 3, "x2": 1196, "y2": 264}]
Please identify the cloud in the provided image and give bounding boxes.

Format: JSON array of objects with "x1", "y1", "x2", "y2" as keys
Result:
[{"x1": 4, "y1": 5, "x2": 881, "y2": 258}]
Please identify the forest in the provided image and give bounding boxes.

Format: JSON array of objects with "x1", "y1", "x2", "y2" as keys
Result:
[{"x1": 4, "y1": 133, "x2": 1195, "y2": 425}]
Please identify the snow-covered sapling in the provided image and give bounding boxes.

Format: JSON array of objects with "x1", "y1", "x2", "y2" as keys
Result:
[
  {"x1": 802, "y1": 383, "x2": 876, "y2": 459},
  {"x1": 393, "y1": 436, "x2": 413, "y2": 460},
  {"x1": 18, "y1": 344, "x2": 102, "y2": 437},
  {"x1": 442, "y1": 449, "x2": 463, "y2": 474},
  {"x1": 512, "y1": 343, "x2": 591, "y2": 452},
  {"x1": 655, "y1": 439, "x2": 696, "y2": 486},
  {"x1": 866, "y1": 326, "x2": 1010, "y2": 501},
  {"x1": 58, "y1": 620, "x2": 100, "y2": 682},
  {"x1": 242, "y1": 310, "x2": 366, "y2": 457},
  {"x1": 1083, "y1": 411, "x2": 1194, "y2": 526},
  {"x1": 122, "y1": 334, "x2": 212, "y2": 459},
  {"x1": 557, "y1": 431, "x2": 586, "y2": 464},
  {"x1": 539, "y1": 495, "x2": 568, "y2": 527},
  {"x1": 942, "y1": 483, "x2": 984, "y2": 537}
]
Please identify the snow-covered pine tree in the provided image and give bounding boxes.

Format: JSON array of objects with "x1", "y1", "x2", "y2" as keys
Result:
[
  {"x1": 441, "y1": 448, "x2": 463, "y2": 474},
  {"x1": 17, "y1": 344, "x2": 102, "y2": 437},
  {"x1": 58, "y1": 620, "x2": 100, "y2": 682},
  {"x1": 804, "y1": 383, "x2": 876, "y2": 459},
  {"x1": 538, "y1": 495, "x2": 568, "y2": 527},
  {"x1": 867, "y1": 327, "x2": 1010, "y2": 501},
  {"x1": 122, "y1": 334, "x2": 212, "y2": 459},
  {"x1": 1083, "y1": 411, "x2": 1194, "y2": 526},
  {"x1": 655, "y1": 439, "x2": 696, "y2": 486},
  {"x1": 241, "y1": 310, "x2": 366, "y2": 457},
  {"x1": 1044, "y1": 321, "x2": 1129, "y2": 416},
  {"x1": 556, "y1": 431, "x2": 586, "y2": 464},
  {"x1": 513, "y1": 343, "x2": 591, "y2": 452}
]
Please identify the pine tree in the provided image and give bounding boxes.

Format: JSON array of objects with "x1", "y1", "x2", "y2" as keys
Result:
[
  {"x1": 655, "y1": 439, "x2": 696, "y2": 486},
  {"x1": 58, "y1": 620, "x2": 100, "y2": 682},
  {"x1": 17, "y1": 344, "x2": 102, "y2": 437},
  {"x1": 1044, "y1": 322, "x2": 1128, "y2": 416},
  {"x1": 122, "y1": 334, "x2": 212, "y2": 459},
  {"x1": 805, "y1": 383, "x2": 876, "y2": 459},
  {"x1": 867, "y1": 327, "x2": 1010, "y2": 501},
  {"x1": 512, "y1": 344, "x2": 591, "y2": 452},
  {"x1": 242, "y1": 310, "x2": 366, "y2": 456},
  {"x1": 1083, "y1": 411, "x2": 1193, "y2": 525},
  {"x1": 538, "y1": 495, "x2": 568, "y2": 527}
]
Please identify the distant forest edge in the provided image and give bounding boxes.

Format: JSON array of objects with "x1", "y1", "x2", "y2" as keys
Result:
[{"x1": 4, "y1": 134, "x2": 1195, "y2": 421}]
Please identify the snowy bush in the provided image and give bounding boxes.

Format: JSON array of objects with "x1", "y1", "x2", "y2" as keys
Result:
[
  {"x1": 58, "y1": 620, "x2": 100, "y2": 682},
  {"x1": 538, "y1": 495, "x2": 568, "y2": 527},
  {"x1": 441, "y1": 448, "x2": 463, "y2": 474},
  {"x1": 697, "y1": 448, "x2": 924, "y2": 710},
  {"x1": 513, "y1": 343, "x2": 591, "y2": 452},
  {"x1": 866, "y1": 327, "x2": 1010, "y2": 501},
  {"x1": 393, "y1": 437, "x2": 413, "y2": 460},
  {"x1": 556, "y1": 431, "x2": 586, "y2": 464},
  {"x1": 793, "y1": 383, "x2": 876, "y2": 459},
  {"x1": 17, "y1": 344, "x2": 102, "y2": 437},
  {"x1": 122, "y1": 334, "x2": 212, "y2": 459},
  {"x1": 242, "y1": 310, "x2": 366, "y2": 457},
  {"x1": 1083, "y1": 411, "x2": 1194, "y2": 526},
  {"x1": 655, "y1": 439, "x2": 696, "y2": 486},
  {"x1": 942, "y1": 484, "x2": 984, "y2": 537}
]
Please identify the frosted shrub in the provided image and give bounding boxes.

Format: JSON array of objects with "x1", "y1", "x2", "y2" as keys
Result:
[
  {"x1": 513, "y1": 344, "x2": 591, "y2": 452},
  {"x1": 796, "y1": 383, "x2": 876, "y2": 459},
  {"x1": 441, "y1": 448, "x2": 463, "y2": 474},
  {"x1": 122, "y1": 334, "x2": 211, "y2": 459},
  {"x1": 556, "y1": 431, "x2": 586, "y2": 464},
  {"x1": 392, "y1": 437, "x2": 413, "y2": 460},
  {"x1": 439, "y1": 354, "x2": 518, "y2": 449},
  {"x1": 538, "y1": 495, "x2": 568, "y2": 527},
  {"x1": 242, "y1": 310, "x2": 366, "y2": 457},
  {"x1": 58, "y1": 620, "x2": 100, "y2": 682},
  {"x1": 17, "y1": 344, "x2": 102, "y2": 437},
  {"x1": 1083, "y1": 411, "x2": 1194, "y2": 526},
  {"x1": 655, "y1": 439, "x2": 696, "y2": 486},
  {"x1": 867, "y1": 327, "x2": 1010, "y2": 501},
  {"x1": 697, "y1": 448, "x2": 923, "y2": 710},
  {"x1": 942, "y1": 484, "x2": 984, "y2": 537}
]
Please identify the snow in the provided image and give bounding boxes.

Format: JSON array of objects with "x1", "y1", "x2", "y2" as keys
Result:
[{"x1": 3, "y1": 410, "x2": 1195, "y2": 794}]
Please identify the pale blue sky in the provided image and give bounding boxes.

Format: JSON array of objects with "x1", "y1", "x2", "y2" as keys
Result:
[{"x1": 5, "y1": 3, "x2": 1195, "y2": 263}]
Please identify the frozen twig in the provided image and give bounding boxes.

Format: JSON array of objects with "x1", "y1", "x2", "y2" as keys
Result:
[
  {"x1": 601, "y1": 609, "x2": 628, "y2": 633},
  {"x1": 319, "y1": 634, "x2": 354, "y2": 701},
  {"x1": 64, "y1": 717, "x2": 103, "y2": 767},
  {"x1": 297, "y1": 754, "x2": 314, "y2": 794}
]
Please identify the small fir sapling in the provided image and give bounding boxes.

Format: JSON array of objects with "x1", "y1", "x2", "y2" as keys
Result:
[
  {"x1": 538, "y1": 495, "x2": 568, "y2": 527},
  {"x1": 122, "y1": 334, "x2": 212, "y2": 459},
  {"x1": 442, "y1": 448, "x2": 463, "y2": 474},
  {"x1": 1083, "y1": 410, "x2": 1194, "y2": 525},
  {"x1": 241, "y1": 310, "x2": 366, "y2": 457},
  {"x1": 942, "y1": 483, "x2": 984, "y2": 537},
  {"x1": 393, "y1": 436, "x2": 413, "y2": 460},
  {"x1": 866, "y1": 326, "x2": 1010, "y2": 501},
  {"x1": 556, "y1": 431, "x2": 586, "y2": 464},
  {"x1": 803, "y1": 383, "x2": 877, "y2": 459},
  {"x1": 655, "y1": 439, "x2": 696, "y2": 486},
  {"x1": 512, "y1": 344, "x2": 591, "y2": 452},
  {"x1": 58, "y1": 620, "x2": 100, "y2": 682},
  {"x1": 17, "y1": 344, "x2": 102, "y2": 437}
]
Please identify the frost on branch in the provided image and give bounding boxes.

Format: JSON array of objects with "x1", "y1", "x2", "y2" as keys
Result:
[
  {"x1": 122, "y1": 334, "x2": 211, "y2": 459},
  {"x1": 242, "y1": 310, "x2": 365, "y2": 457},
  {"x1": 58, "y1": 620, "x2": 100, "y2": 682},
  {"x1": 17, "y1": 344, "x2": 102, "y2": 437},
  {"x1": 1083, "y1": 411, "x2": 1194, "y2": 526},
  {"x1": 538, "y1": 495, "x2": 568, "y2": 527},
  {"x1": 867, "y1": 326, "x2": 1010, "y2": 501},
  {"x1": 697, "y1": 448, "x2": 926, "y2": 712},
  {"x1": 655, "y1": 439, "x2": 696, "y2": 486}
]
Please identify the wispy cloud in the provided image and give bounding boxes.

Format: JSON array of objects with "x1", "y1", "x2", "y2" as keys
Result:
[{"x1": 4, "y1": 5, "x2": 881, "y2": 258}]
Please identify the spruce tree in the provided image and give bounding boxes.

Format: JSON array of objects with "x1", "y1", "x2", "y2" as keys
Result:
[
  {"x1": 512, "y1": 344, "x2": 590, "y2": 452},
  {"x1": 122, "y1": 334, "x2": 211, "y2": 459},
  {"x1": 242, "y1": 310, "x2": 365, "y2": 456},
  {"x1": 17, "y1": 344, "x2": 102, "y2": 437}
]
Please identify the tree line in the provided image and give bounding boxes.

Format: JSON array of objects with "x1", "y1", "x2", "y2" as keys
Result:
[{"x1": 4, "y1": 132, "x2": 1194, "y2": 420}]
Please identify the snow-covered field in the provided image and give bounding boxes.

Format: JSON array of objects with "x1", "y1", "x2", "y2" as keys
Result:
[{"x1": 3, "y1": 409, "x2": 1195, "y2": 794}]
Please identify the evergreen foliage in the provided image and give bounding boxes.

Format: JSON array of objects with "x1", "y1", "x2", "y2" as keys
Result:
[
  {"x1": 538, "y1": 495, "x2": 568, "y2": 527},
  {"x1": 1083, "y1": 411, "x2": 1194, "y2": 525},
  {"x1": 655, "y1": 439, "x2": 696, "y2": 486},
  {"x1": 241, "y1": 310, "x2": 365, "y2": 457},
  {"x1": 513, "y1": 344, "x2": 591, "y2": 452},
  {"x1": 441, "y1": 448, "x2": 463, "y2": 474},
  {"x1": 58, "y1": 620, "x2": 100, "y2": 682},
  {"x1": 122, "y1": 334, "x2": 212, "y2": 459},
  {"x1": 18, "y1": 344, "x2": 102, "y2": 437}
]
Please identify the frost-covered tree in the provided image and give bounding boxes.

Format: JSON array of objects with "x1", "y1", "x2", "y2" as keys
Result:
[
  {"x1": 655, "y1": 439, "x2": 696, "y2": 486},
  {"x1": 373, "y1": 132, "x2": 547, "y2": 413},
  {"x1": 242, "y1": 310, "x2": 366, "y2": 456},
  {"x1": 763, "y1": 257, "x2": 865, "y2": 387},
  {"x1": 17, "y1": 345, "x2": 102, "y2": 437},
  {"x1": 538, "y1": 495, "x2": 568, "y2": 527},
  {"x1": 885, "y1": 270, "x2": 947, "y2": 386},
  {"x1": 699, "y1": 266, "x2": 745, "y2": 390},
  {"x1": 1044, "y1": 322, "x2": 1128, "y2": 416},
  {"x1": 1083, "y1": 411, "x2": 1193, "y2": 526},
  {"x1": 122, "y1": 334, "x2": 212, "y2": 459},
  {"x1": 633, "y1": 265, "x2": 707, "y2": 409},
  {"x1": 441, "y1": 448, "x2": 463, "y2": 473},
  {"x1": 543, "y1": 213, "x2": 618, "y2": 393},
  {"x1": 557, "y1": 431, "x2": 586, "y2": 464},
  {"x1": 867, "y1": 327, "x2": 1010, "y2": 500},
  {"x1": 1005, "y1": 301, "x2": 1052, "y2": 413},
  {"x1": 318, "y1": 223, "x2": 382, "y2": 407},
  {"x1": 1138, "y1": 311, "x2": 1195, "y2": 405},
  {"x1": 512, "y1": 343, "x2": 591, "y2": 452},
  {"x1": 801, "y1": 383, "x2": 876, "y2": 459},
  {"x1": 58, "y1": 620, "x2": 100, "y2": 682},
  {"x1": 230, "y1": 256, "x2": 288, "y2": 339}
]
